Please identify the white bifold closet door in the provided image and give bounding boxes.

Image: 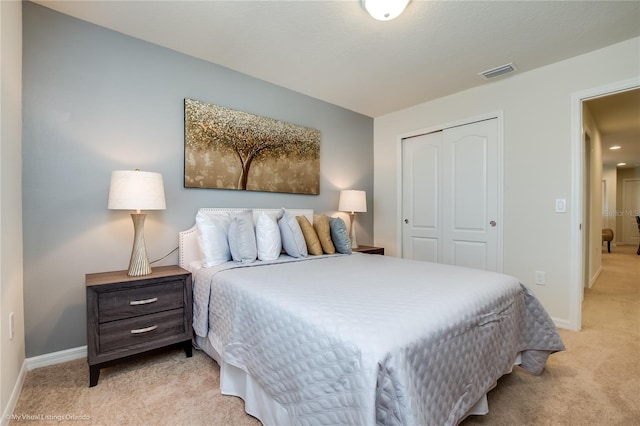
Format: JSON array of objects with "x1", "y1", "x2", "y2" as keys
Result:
[{"x1": 402, "y1": 118, "x2": 499, "y2": 271}]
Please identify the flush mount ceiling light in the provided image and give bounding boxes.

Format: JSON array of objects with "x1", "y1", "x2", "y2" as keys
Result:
[{"x1": 361, "y1": 0, "x2": 411, "y2": 21}]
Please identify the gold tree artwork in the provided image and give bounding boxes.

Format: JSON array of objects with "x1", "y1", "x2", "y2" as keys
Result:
[{"x1": 184, "y1": 98, "x2": 320, "y2": 194}]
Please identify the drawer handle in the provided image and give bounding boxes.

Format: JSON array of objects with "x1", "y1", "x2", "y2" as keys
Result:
[
  {"x1": 130, "y1": 325, "x2": 158, "y2": 334},
  {"x1": 129, "y1": 297, "x2": 158, "y2": 306}
]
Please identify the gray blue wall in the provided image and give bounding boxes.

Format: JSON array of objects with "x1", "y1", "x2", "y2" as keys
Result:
[{"x1": 22, "y1": 2, "x2": 373, "y2": 357}]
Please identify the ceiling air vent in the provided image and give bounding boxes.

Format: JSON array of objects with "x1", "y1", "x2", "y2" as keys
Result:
[{"x1": 479, "y1": 63, "x2": 517, "y2": 80}]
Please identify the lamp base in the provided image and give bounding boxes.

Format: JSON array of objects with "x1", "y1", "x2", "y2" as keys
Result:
[
  {"x1": 128, "y1": 213, "x2": 152, "y2": 276},
  {"x1": 349, "y1": 212, "x2": 359, "y2": 249}
]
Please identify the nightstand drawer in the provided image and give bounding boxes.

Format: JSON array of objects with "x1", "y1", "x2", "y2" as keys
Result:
[
  {"x1": 99, "y1": 309, "x2": 185, "y2": 353},
  {"x1": 98, "y1": 281, "x2": 184, "y2": 322},
  {"x1": 86, "y1": 265, "x2": 193, "y2": 386}
]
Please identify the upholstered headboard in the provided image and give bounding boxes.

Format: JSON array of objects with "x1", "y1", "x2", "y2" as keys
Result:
[{"x1": 178, "y1": 208, "x2": 314, "y2": 271}]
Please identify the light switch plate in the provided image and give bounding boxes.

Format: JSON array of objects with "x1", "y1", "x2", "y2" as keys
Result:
[
  {"x1": 555, "y1": 199, "x2": 566, "y2": 213},
  {"x1": 9, "y1": 312, "x2": 14, "y2": 340}
]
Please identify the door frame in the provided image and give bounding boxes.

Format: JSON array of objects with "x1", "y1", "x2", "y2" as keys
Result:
[
  {"x1": 582, "y1": 131, "x2": 591, "y2": 290},
  {"x1": 570, "y1": 77, "x2": 640, "y2": 331},
  {"x1": 396, "y1": 111, "x2": 504, "y2": 272}
]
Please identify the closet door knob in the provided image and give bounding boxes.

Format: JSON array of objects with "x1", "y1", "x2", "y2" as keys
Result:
[
  {"x1": 404, "y1": 219, "x2": 409, "y2": 224},
  {"x1": 490, "y1": 220, "x2": 496, "y2": 227}
]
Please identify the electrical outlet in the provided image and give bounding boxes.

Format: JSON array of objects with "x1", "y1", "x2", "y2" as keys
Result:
[
  {"x1": 535, "y1": 271, "x2": 546, "y2": 285},
  {"x1": 9, "y1": 312, "x2": 15, "y2": 340}
]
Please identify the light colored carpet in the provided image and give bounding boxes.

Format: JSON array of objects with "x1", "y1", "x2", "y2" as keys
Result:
[
  {"x1": 10, "y1": 348, "x2": 259, "y2": 426},
  {"x1": 10, "y1": 246, "x2": 639, "y2": 425},
  {"x1": 462, "y1": 244, "x2": 640, "y2": 425}
]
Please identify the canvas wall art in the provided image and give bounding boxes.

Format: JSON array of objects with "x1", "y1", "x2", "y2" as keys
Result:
[{"x1": 184, "y1": 98, "x2": 320, "y2": 195}]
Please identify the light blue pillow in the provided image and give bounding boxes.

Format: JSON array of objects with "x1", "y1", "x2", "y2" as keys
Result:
[
  {"x1": 278, "y1": 209, "x2": 308, "y2": 258},
  {"x1": 329, "y1": 216, "x2": 352, "y2": 254},
  {"x1": 228, "y1": 211, "x2": 257, "y2": 263}
]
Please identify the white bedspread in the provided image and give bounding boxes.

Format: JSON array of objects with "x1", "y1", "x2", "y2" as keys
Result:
[{"x1": 193, "y1": 253, "x2": 564, "y2": 426}]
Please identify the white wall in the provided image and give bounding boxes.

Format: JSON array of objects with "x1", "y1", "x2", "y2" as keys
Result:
[
  {"x1": 0, "y1": 0, "x2": 25, "y2": 415},
  {"x1": 582, "y1": 103, "x2": 603, "y2": 287},
  {"x1": 602, "y1": 165, "x2": 617, "y2": 237},
  {"x1": 373, "y1": 37, "x2": 640, "y2": 327}
]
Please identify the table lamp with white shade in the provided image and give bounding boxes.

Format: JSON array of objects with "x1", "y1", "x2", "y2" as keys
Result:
[
  {"x1": 108, "y1": 169, "x2": 166, "y2": 276},
  {"x1": 338, "y1": 189, "x2": 367, "y2": 249}
]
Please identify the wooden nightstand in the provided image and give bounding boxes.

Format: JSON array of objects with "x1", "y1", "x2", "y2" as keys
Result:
[
  {"x1": 353, "y1": 245, "x2": 385, "y2": 255},
  {"x1": 86, "y1": 265, "x2": 193, "y2": 387}
]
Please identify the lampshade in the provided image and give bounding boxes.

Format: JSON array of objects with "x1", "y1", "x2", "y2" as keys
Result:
[
  {"x1": 108, "y1": 169, "x2": 166, "y2": 277},
  {"x1": 108, "y1": 170, "x2": 166, "y2": 211},
  {"x1": 339, "y1": 190, "x2": 367, "y2": 213},
  {"x1": 361, "y1": 0, "x2": 411, "y2": 21}
]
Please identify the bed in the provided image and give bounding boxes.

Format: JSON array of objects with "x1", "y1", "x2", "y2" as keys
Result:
[{"x1": 179, "y1": 208, "x2": 564, "y2": 426}]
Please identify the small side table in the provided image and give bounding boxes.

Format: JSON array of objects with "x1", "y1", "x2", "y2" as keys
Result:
[
  {"x1": 353, "y1": 245, "x2": 385, "y2": 255},
  {"x1": 86, "y1": 265, "x2": 193, "y2": 387}
]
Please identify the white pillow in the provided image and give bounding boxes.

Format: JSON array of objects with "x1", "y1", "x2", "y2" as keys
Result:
[
  {"x1": 256, "y1": 212, "x2": 282, "y2": 261},
  {"x1": 278, "y1": 209, "x2": 308, "y2": 258},
  {"x1": 228, "y1": 211, "x2": 257, "y2": 263},
  {"x1": 195, "y1": 211, "x2": 232, "y2": 267}
]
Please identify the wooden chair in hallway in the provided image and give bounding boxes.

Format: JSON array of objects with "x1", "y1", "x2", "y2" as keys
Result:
[
  {"x1": 602, "y1": 228, "x2": 614, "y2": 253},
  {"x1": 636, "y1": 216, "x2": 640, "y2": 255}
]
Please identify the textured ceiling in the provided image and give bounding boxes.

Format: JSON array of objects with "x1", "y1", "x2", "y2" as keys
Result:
[{"x1": 34, "y1": 0, "x2": 640, "y2": 166}]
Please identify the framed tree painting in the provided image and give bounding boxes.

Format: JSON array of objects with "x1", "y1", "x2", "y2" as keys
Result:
[{"x1": 184, "y1": 98, "x2": 320, "y2": 195}]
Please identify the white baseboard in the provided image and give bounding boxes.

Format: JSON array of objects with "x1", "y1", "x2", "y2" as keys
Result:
[
  {"x1": 1, "y1": 361, "x2": 27, "y2": 426},
  {"x1": 2, "y1": 346, "x2": 87, "y2": 425},
  {"x1": 25, "y1": 346, "x2": 87, "y2": 371},
  {"x1": 553, "y1": 317, "x2": 572, "y2": 330},
  {"x1": 588, "y1": 266, "x2": 601, "y2": 289}
]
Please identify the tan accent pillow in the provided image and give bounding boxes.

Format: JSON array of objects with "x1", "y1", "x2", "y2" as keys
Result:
[
  {"x1": 313, "y1": 214, "x2": 335, "y2": 254},
  {"x1": 296, "y1": 215, "x2": 323, "y2": 255}
]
